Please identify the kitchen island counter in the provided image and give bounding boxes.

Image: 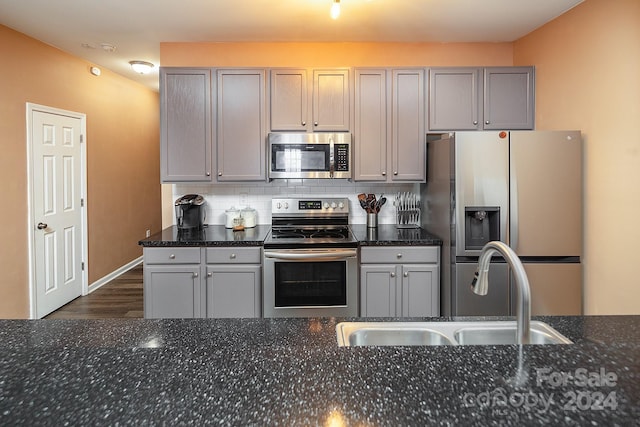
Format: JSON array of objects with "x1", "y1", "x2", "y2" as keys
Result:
[{"x1": 1, "y1": 316, "x2": 638, "y2": 425}]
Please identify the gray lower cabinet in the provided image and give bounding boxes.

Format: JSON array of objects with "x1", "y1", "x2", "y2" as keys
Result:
[
  {"x1": 143, "y1": 247, "x2": 204, "y2": 318},
  {"x1": 360, "y1": 246, "x2": 440, "y2": 317},
  {"x1": 143, "y1": 246, "x2": 262, "y2": 318},
  {"x1": 205, "y1": 247, "x2": 262, "y2": 318}
]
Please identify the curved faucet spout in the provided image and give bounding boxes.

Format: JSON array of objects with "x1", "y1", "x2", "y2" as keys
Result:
[{"x1": 470, "y1": 241, "x2": 531, "y2": 345}]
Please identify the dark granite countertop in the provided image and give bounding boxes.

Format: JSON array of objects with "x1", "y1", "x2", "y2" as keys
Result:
[
  {"x1": 139, "y1": 224, "x2": 442, "y2": 247},
  {"x1": 350, "y1": 224, "x2": 442, "y2": 246},
  {"x1": 139, "y1": 225, "x2": 271, "y2": 247},
  {"x1": 1, "y1": 316, "x2": 638, "y2": 425}
]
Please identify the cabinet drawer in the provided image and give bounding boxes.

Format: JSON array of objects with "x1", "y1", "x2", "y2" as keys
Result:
[
  {"x1": 206, "y1": 247, "x2": 262, "y2": 264},
  {"x1": 144, "y1": 247, "x2": 201, "y2": 264},
  {"x1": 361, "y1": 246, "x2": 438, "y2": 264}
]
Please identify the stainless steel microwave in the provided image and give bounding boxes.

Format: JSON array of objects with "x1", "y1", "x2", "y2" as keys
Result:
[{"x1": 268, "y1": 133, "x2": 352, "y2": 179}]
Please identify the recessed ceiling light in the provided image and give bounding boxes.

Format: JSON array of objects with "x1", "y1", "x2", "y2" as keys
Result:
[
  {"x1": 81, "y1": 43, "x2": 96, "y2": 49},
  {"x1": 129, "y1": 61, "x2": 155, "y2": 74}
]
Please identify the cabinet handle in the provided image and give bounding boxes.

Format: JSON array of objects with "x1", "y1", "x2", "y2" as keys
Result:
[
  {"x1": 314, "y1": 121, "x2": 318, "y2": 126},
  {"x1": 390, "y1": 272, "x2": 396, "y2": 278},
  {"x1": 193, "y1": 272, "x2": 199, "y2": 278},
  {"x1": 302, "y1": 121, "x2": 306, "y2": 126},
  {"x1": 473, "y1": 120, "x2": 478, "y2": 125},
  {"x1": 207, "y1": 272, "x2": 212, "y2": 277},
  {"x1": 397, "y1": 253, "x2": 403, "y2": 259},
  {"x1": 206, "y1": 172, "x2": 211, "y2": 176},
  {"x1": 382, "y1": 172, "x2": 386, "y2": 176},
  {"x1": 404, "y1": 272, "x2": 409, "y2": 278},
  {"x1": 218, "y1": 172, "x2": 222, "y2": 176},
  {"x1": 485, "y1": 120, "x2": 490, "y2": 125},
  {"x1": 169, "y1": 254, "x2": 176, "y2": 259},
  {"x1": 393, "y1": 171, "x2": 398, "y2": 176},
  {"x1": 230, "y1": 254, "x2": 236, "y2": 259}
]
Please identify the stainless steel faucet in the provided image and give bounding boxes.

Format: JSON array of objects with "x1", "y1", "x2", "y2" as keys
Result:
[{"x1": 470, "y1": 241, "x2": 531, "y2": 345}]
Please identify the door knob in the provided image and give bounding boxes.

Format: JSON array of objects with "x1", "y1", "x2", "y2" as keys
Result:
[{"x1": 37, "y1": 223, "x2": 48, "y2": 230}]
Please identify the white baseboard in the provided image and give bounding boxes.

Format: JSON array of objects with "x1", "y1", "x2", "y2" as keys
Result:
[{"x1": 88, "y1": 256, "x2": 143, "y2": 294}]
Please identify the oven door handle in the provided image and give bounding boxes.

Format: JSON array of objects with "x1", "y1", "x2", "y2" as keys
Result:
[{"x1": 264, "y1": 249, "x2": 357, "y2": 261}]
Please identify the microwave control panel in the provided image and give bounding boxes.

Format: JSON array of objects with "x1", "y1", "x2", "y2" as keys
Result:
[{"x1": 335, "y1": 144, "x2": 349, "y2": 171}]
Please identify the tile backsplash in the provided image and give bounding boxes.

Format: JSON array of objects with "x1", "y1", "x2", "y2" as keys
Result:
[{"x1": 172, "y1": 179, "x2": 419, "y2": 226}]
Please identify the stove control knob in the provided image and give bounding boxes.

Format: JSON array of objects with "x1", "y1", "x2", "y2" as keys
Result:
[
  {"x1": 283, "y1": 202, "x2": 289, "y2": 209},
  {"x1": 330, "y1": 202, "x2": 337, "y2": 209},
  {"x1": 338, "y1": 202, "x2": 344, "y2": 209},
  {"x1": 276, "y1": 202, "x2": 282, "y2": 209},
  {"x1": 323, "y1": 202, "x2": 330, "y2": 209}
]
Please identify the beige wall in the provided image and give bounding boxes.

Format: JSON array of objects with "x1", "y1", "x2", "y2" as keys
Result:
[
  {"x1": 0, "y1": 25, "x2": 162, "y2": 318},
  {"x1": 514, "y1": 0, "x2": 640, "y2": 314}
]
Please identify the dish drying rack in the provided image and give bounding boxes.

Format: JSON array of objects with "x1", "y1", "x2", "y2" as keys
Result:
[{"x1": 395, "y1": 192, "x2": 420, "y2": 228}]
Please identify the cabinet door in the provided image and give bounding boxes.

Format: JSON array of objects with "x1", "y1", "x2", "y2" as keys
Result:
[
  {"x1": 144, "y1": 265, "x2": 202, "y2": 318},
  {"x1": 360, "y1": 265, "x2": 398, "y2": 317},
  {"x1": 217, "y1": 69, "x2": 266, "y2": 181},
  {"x1": 354, "y1": 69, "x2": 388, "y2": 181},
  {"x1": 391, "y1": 69, "x2": 426, "y2": 181},
  {"x1": 313, "y1": 69, "x2": 350, "y2": 132},
  {"x1": 205, "y1": 265, "x2": 261, "y2": 318},
  {"x1": 160, "y1": 68, "x2": 212, "y2": 182},
  {"x1": 483, "y1": 67, "x2": 535, "y2": 130},
  {"x1": 401, "y1": 264, "x2": 440, "y2": 317},
  {"x1": 429, "y1": 68, "x2": 481, "y2": 131},
  {"x1": 270, "y1": 69, "x2": 308, "y2": 131}
]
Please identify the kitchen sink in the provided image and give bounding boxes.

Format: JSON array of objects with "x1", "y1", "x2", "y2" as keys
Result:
[{"x1": 336, "y1": 321, "x2": 572, "y2": 347}]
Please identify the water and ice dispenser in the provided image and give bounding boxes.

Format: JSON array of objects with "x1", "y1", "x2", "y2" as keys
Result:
[{"x1": 464, "y1": 207, "x2": 500, "y2": 250}]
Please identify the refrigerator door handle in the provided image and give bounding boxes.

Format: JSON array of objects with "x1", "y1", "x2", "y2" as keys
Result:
[{"x1": 511, "y1": 168, "x2": 518, "y2": 251}]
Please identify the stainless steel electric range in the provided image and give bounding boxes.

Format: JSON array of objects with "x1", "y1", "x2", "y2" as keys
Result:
[{"x1": 263, "y1": 197, "x2": 358, "y2": 318}]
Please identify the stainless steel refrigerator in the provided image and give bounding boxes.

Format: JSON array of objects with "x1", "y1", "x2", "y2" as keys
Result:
[{"x1": 421, "y1": 131, "x2": 582, "y2": 316}]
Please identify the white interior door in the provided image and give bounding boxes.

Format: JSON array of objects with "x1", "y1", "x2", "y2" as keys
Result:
[{"x1": 28, "y1": 105, "x2": 86, "y2": 318}]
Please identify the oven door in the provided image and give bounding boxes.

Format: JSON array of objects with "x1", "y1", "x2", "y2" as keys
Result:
[{"x1": 263, "y1": 248, "x2": 358, "y2": 318}]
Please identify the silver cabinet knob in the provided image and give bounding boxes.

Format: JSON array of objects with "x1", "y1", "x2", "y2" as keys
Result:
[
  {"x1": 314, "y1": 121, "x2": 318, "y2": 126},
  {"x1": 382, "y1": 172, "x2": 386, "y2": 176},
  {"x1": 390, "y1": 272, "x2": 396, "y2": 278},
  {"x1": 397, "y1": 253, "x2": 403, "y2": 259},
  {"x1": 230, "y1": 254, "x2": 236, "y2": 259},
  {"x1": 485, "y1": 120, "x2": 490, "y2": 125},
  {"x1": 218, "y1": 172, "x2": 222, "y2": 176},
  {"x1": 37, "y1": 222, "x2": 48, "y2": 230},
  {"x1": 393, "y1": 171, "x2": 398, "y2": 175},
  {"x1": 169, "y1": 254, "x2": 176, "y2": 259},
  {"x1": 473, "y1": 120, "x2": 478, "y2": 125},
  {"x1": 193, "y1": 272, "x2": 199, "y2": 278},
  {"x1": 207, "y1": 272, "x2": 212, "y2": 277},
  {"x1": 404, "y1": 272, "x2": 408, "y2": 278},
  {"x1": 302, "y1": 121, "x2": 306, "y2": 126}
]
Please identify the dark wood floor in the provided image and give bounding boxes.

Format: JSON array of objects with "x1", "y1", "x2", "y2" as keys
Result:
[{"x1": 45, "y1": 264, "x2": 143, "y2": 319}]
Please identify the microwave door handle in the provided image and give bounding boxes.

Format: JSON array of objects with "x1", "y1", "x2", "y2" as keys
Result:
[{"x1": 329, "y1": 137, "x2": 335, "y2": 178}]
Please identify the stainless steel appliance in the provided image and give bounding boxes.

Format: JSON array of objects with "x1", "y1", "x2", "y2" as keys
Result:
[
  {"x1": 263, "y1": 197, "x2": 358, "y2": 317},
  {"x1": 421, "y1": 131, "x2": 582, "y2": 316},
  {"x1": 268, "y1": 133, "x2": 352, "y2": 179},
  {"x1": 175, "y1": 194, "x2": 206, "y2": 230}
]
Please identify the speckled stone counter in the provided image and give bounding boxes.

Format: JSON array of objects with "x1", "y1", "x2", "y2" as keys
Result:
[
  {"x1": 350, "y1": 224, "x2": 443, "y2": 246},
  {"x1": 1, "y1": 316, "x2": 638, "y2": 425},
  {"x1": 139, "y1": 225, "x2": 271, "y2": 247}
]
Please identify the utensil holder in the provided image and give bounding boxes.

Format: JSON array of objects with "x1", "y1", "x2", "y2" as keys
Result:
[{"x1": 367, "y1": 213, "x2": 378, "y2": 228}]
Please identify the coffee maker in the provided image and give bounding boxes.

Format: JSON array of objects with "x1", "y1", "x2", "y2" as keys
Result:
[{"x1": 175, "y1": 194, "x2": 206, "y2": 230}]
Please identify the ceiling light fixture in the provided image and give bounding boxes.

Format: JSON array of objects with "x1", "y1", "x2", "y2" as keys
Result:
[
  {"x1": 129, "y1": 60, "x2": 155, "y2": 74},
  {"x1": 331, "y1": 0, "x2": 340, "y2": 19}
]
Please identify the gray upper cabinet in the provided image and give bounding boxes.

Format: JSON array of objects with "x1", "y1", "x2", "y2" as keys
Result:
[
  {"x1": 391, "y1": 69, "x2": 426, "y2": 182},
  {"x1": 269, "y1": 68, "x2": 350, "y2": 132},
  {"x1": 216, "y1": 69, "x2": 267, "y2": 181},
  {"x1": 428, "y1": 66, "x2": 535, "y2": 131},
  {"x1": 354, "y1": 69, "x2": 388, "y2": 181},
  {"x1": 354, "y1": 68, "x2": 426, "y2": 182},
  {"x1": 160, "y1": 68, "x2": 212, "y2": 182},
  {"x1": 429, "y1": 67, "x2": 482, "y2": 131},
  {"x1": 483, "y1": 66, "x2": 535, "y2": 130},
  {"x1": 270, "y1": 69, "x2": 308, "y2": 131}
]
